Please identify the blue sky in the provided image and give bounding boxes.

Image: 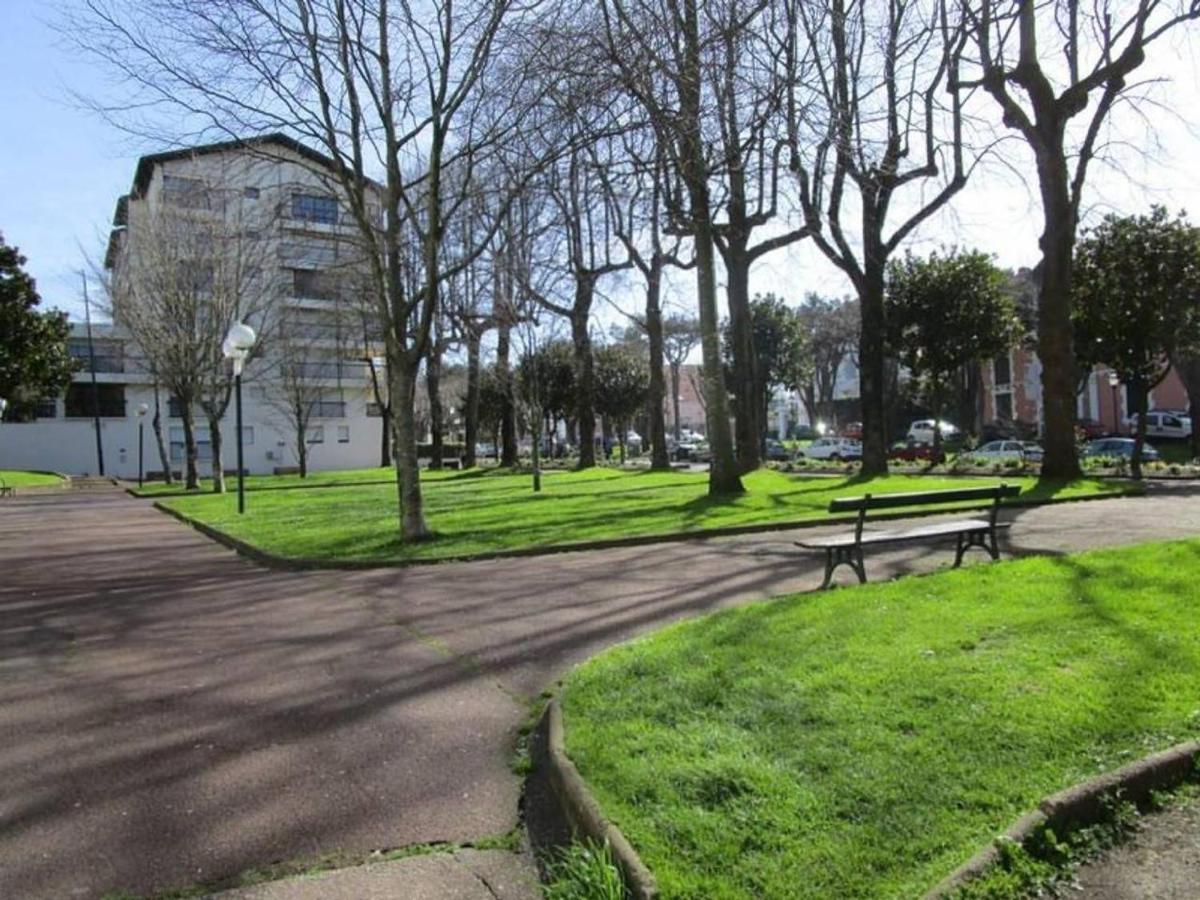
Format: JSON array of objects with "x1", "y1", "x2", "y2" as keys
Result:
[{"x1": 5, "y1": 1, "x2": 1200, "y2": 325}]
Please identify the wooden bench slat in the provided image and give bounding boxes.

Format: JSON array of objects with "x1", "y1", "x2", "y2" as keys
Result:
[
  {"x1": 828, "y1": 484, "x2": 1021, "y2": 513},
  {"x1": 797, "y1": 519, "x2": 1011, "y2": 549}
]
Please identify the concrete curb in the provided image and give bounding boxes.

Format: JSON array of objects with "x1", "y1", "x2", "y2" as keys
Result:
[
  {"x1": 152, "y1": 486, "x2": 1141, "y2": 572},
  {"x1": 925, "y1": 739, "x2": 1200, "y2": 898},
  {"x1": 542, "y1": 698, "x2": 658, "y2": 900}
]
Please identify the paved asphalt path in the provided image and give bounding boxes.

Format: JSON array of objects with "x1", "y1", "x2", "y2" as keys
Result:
[{"x1": 3, "y1": 482, "x2": 1200, "y2": 898}]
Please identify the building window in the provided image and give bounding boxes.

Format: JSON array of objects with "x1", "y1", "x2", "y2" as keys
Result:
[
  {"x1": 290, "y1": 193, "x2": 339, "y2": 225},
  {"x1": 35, "y1": 398, "x2": 57, "y2": 419},
  {"x1": 168, "y1": 396, "x2": 187, "y2": 418},
  {"x1": 995, "y1": 392, "x2": 1013, "y2": 422},
  {"x1": 242, "y1": 426, "x2": 255, "y2": 446},
  {"x1": 366, "y1": 402, "x2": 384, "y2": 418},
  {"x1": 243, "y1": 186, "x2": 260, "y2": 199},
  {"x1": 290, "y1": 268, "x2": 340, "y2": 300},
  {"x1": 313, "y1": 400, "x2": 346, "y2": 418},
  {"x1": 993, "y1": 354, "x2": 1012, "y2": 388},
  {"x1": 307, "y1": 425, "x2": 325, "y2": 444},
  {"x1": 162, "y1": 175, "x2": 210, "y2": 209},
  {"x1": 337, "y1": 425, "x2": 350, "y2": 443},
  {"x1": 68, "y1": 340, "x2": 123, "y2": 373},
  {"x1": 65, "y1": 384, "x2": 126, "y2": 418}
]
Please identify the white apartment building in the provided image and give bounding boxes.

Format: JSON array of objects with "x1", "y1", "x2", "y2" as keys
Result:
[{"x1": 0, "y1": 135, "x2": 388, "y2": 479}]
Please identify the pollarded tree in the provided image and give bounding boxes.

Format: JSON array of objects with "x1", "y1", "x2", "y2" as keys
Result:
[
  {"x1": 780, "y1": 0, "x2": 971, "y2": 477},
  {"x1": 887, "y1": 249, "x2": 1022, "y2": 447},
  {"x1": 0, "y1": 236, "x2": 73, "y2": 420},
  {"x1": 958, "y1": 0, "x2": 1200, "y2": 478},
  {"x1": 1073, "y1": 207, "x2": 1200, "y2": 478},
  {"x1": 595, "y1": 342, "x2": 651, "y2": 465}
]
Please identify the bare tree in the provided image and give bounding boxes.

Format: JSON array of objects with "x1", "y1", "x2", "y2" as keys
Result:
[
  {"x1": 794, "y1": 294, "x2": 857, "y2": 430},
  {"x1": 105, "y1": 184, "x2": 274, "y2": 491},
  {"x1": 599, "y1": 0, "x2": 744, "y2": 494},
  {"x1": 957, "y1": 0, "x2": 1200, "y2": 478},
  {"x1": 780, "y1": 0, "x2": 969, "y2": 475},
  {"x1": 74, "y1": 0, "x2": 551, "y2": 540}
]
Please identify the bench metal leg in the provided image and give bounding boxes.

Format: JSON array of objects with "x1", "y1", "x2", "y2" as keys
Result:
[
  {"x1": 821, "y1": 546, "x2": 868, "y2": 589},
  {"x1": 954, "y1": 529, "x2": 998, "y2": 567}
]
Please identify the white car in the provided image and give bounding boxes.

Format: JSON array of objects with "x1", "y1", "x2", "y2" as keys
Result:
[
  {"x1": 796, "y1": 437, "x2": 862, "y2": 461},
  {"x1": 969, "y1": 440, "x2": 1036, "y2": 463},
  {"x1": 907, "y1": 419, "x2": 960, "y2": 444},
  {"x1": 1124, "y1": 411, "x2": 1192, "y2": 439}
]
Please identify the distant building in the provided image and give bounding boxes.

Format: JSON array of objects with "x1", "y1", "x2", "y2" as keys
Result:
[{"x1": 0, "y1": 135, "x2": 387, "y2": 478}]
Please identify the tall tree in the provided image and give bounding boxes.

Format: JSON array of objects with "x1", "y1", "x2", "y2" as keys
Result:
[
  {"x1": 887, "y1": 249, "x2": 1022, "y2": 447},
  {"x1": 781, "y1": 0, "x2": 969, "y2": 475},
  {"x1": 0, "y1": 236, "x2": 73, "y2": 420},
  {"x1": 1073, "y1": 207, "x2": 1200, "y2": 478},
  {"x1": 723, "y1": 294, "x2": 808, "y2": 450},
  {"x1": 599, "y1": 0, "x2": 744, "y2": 494},
  {"x1": 958, "y1": 0, "x2": 1200, "y2": 478}
]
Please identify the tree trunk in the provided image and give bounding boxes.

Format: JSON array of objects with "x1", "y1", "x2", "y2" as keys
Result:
[
  {"x1": 724, "y1": 244, "x2": 761, "y2": 471},
  {"x1": 497, "y1": 323, "x2": 518, "y2": 467},
  {"x1": 670, "y1": 364, "x2": 683, "y2": 441},
  {"x1": 464, "y1": 332, "x2": 481, "y2": 468},
  {"x1": 391, "y1": 362, "x2": 430, "y2": 540},
  {"x1": 208, "y1": 415, "x2": 226, "y2": 494},
  {"x1": 530, "y1": 413, "x2": 542, "y2": 492},
  {"x1": 1130, "y1": 374, "x2": 1147, "y2": 480},
  {"x1": 645, "y1": 266, "x2": 671, "y2": 470},
  {"x1": 296, "y1": 414, "x2": 308, "y2": 478},
  {"x1": 427, "y1": 350, "x2": 444, "y2": 471},
  {"x1": 1034, "y1": 147, "x2": 1083, "y2": 479},
  {"x1": 380, "y1": 406, "x2": 392, "y2": 468},
  {"x1": 572, "y1": 301, "x2": 597, "y2": 470},
  {"x1": 151, "y1": 381, "x2": 172, "y2": 483},
  {"x1": 180, "y1": 400, "x2": 200, "y2": 489},
  {"x1": 858, "y1": 261, "x2": 889, "y2": 477}
]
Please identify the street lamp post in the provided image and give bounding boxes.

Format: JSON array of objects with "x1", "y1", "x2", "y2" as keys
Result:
[
  {"x1": 1107, "y1": 371, "x2": 1120, "y2": 435},
  {"x1": 135, "y1": 402, "x2": 149, "y2": 487},
  {"x1": 222, "y1": 322, "x2": 257, "y2": 514}
]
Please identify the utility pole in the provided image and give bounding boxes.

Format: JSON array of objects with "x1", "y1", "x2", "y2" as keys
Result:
[{"x1": 82, "y1": 273, "x2": 106, "y2": 476}]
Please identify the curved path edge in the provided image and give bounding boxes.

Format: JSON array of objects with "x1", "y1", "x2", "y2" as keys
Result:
[
  {"x1": 925, "y1": 739, "x2": 1200, "y2": 898},
  {"x1": 542, "y1": 698, "x2": 659, "y2": 900},
  {"x1": 152, "y1": 486, "x2": 1139, "y2": 572}
]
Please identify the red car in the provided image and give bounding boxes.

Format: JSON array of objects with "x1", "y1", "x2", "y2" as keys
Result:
[
  {"x1": 840, "y1": 421, "x2": 863, "y2": 440},
  {"x1": 888, "y1": 439, "x2": 946, "y2": 464},
  {"x1": 1076, "y1": 418, "x2": 1108, "y2": 440}
]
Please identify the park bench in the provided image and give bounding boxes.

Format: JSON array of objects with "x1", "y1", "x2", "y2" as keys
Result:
[{"x1": 797, "y1": 483, "x2": 1021, "y2": 589}]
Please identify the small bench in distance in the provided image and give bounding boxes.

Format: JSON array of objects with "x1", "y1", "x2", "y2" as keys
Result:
[{"x1": 798, "y1": 484, "x2": 1022, "y2": 589}]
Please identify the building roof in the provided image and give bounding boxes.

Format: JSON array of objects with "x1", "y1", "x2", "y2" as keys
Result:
[{"x1": 128, "y1": 133, "x2": 348, "y2": 198}]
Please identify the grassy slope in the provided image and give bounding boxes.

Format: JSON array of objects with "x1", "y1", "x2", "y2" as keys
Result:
[
  {"x1": 159, "y1": 468, "x2": 1130, "y2": 563},
  {"x1": 560, "y1": 539, "x2": 1200, "y2": 899},
  {"x1": 0, "y1": 469, "x2": 65, "y2": 487}
]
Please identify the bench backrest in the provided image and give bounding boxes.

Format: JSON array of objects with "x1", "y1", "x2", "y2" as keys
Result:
[{"x1": 828, "y1": 483, "x2": 1021, "y2": 514}]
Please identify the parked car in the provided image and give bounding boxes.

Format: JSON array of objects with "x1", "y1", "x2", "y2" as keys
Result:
[
  {"x1": 1081, "y1": 438, "x2": 1161, "y2": 462},
  {"x1": 796, "y1": 437, "x2": 863, "y2": 461},
  {"x1": 906, "y1": 419, "x2": 960, "y2": 444},
  {"x1": 839, "y1": 421, "x2": 863, "y2": 440},
  {"x1": 764, "y1": 439, "x2": 791, "y2": 461},
  {"x1": 887, "y1": 439, "x2": 945, "y2": 464},
  {"x1": 1075, "y1": 418, "x2": 1108, "y2": 440},
  {"x1": 1124, "y1": 411, "x2": 1192, "y2": 439},
  {"x1": 968, "y1": 440, "x2": 1039, "y2": 463},
  {"x1": 673, "y1": 439, "x2": 711, "y2": 462}
]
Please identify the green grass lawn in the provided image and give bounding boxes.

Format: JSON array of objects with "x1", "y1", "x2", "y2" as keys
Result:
[
  {"x1": 559, "y1": 538, "x2": 1200, "y2": 899},
  {"x1": 0, "y1": 469, "x2": 65, "y2": 487},
  {"x1": 158, "y1": 467, "x2": 1132, "y2": 563}
]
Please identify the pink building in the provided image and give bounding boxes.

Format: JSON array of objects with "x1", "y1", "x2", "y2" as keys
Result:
[{"x1": 980, "y1": 346, "x2": 1191, "y2": 435}]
